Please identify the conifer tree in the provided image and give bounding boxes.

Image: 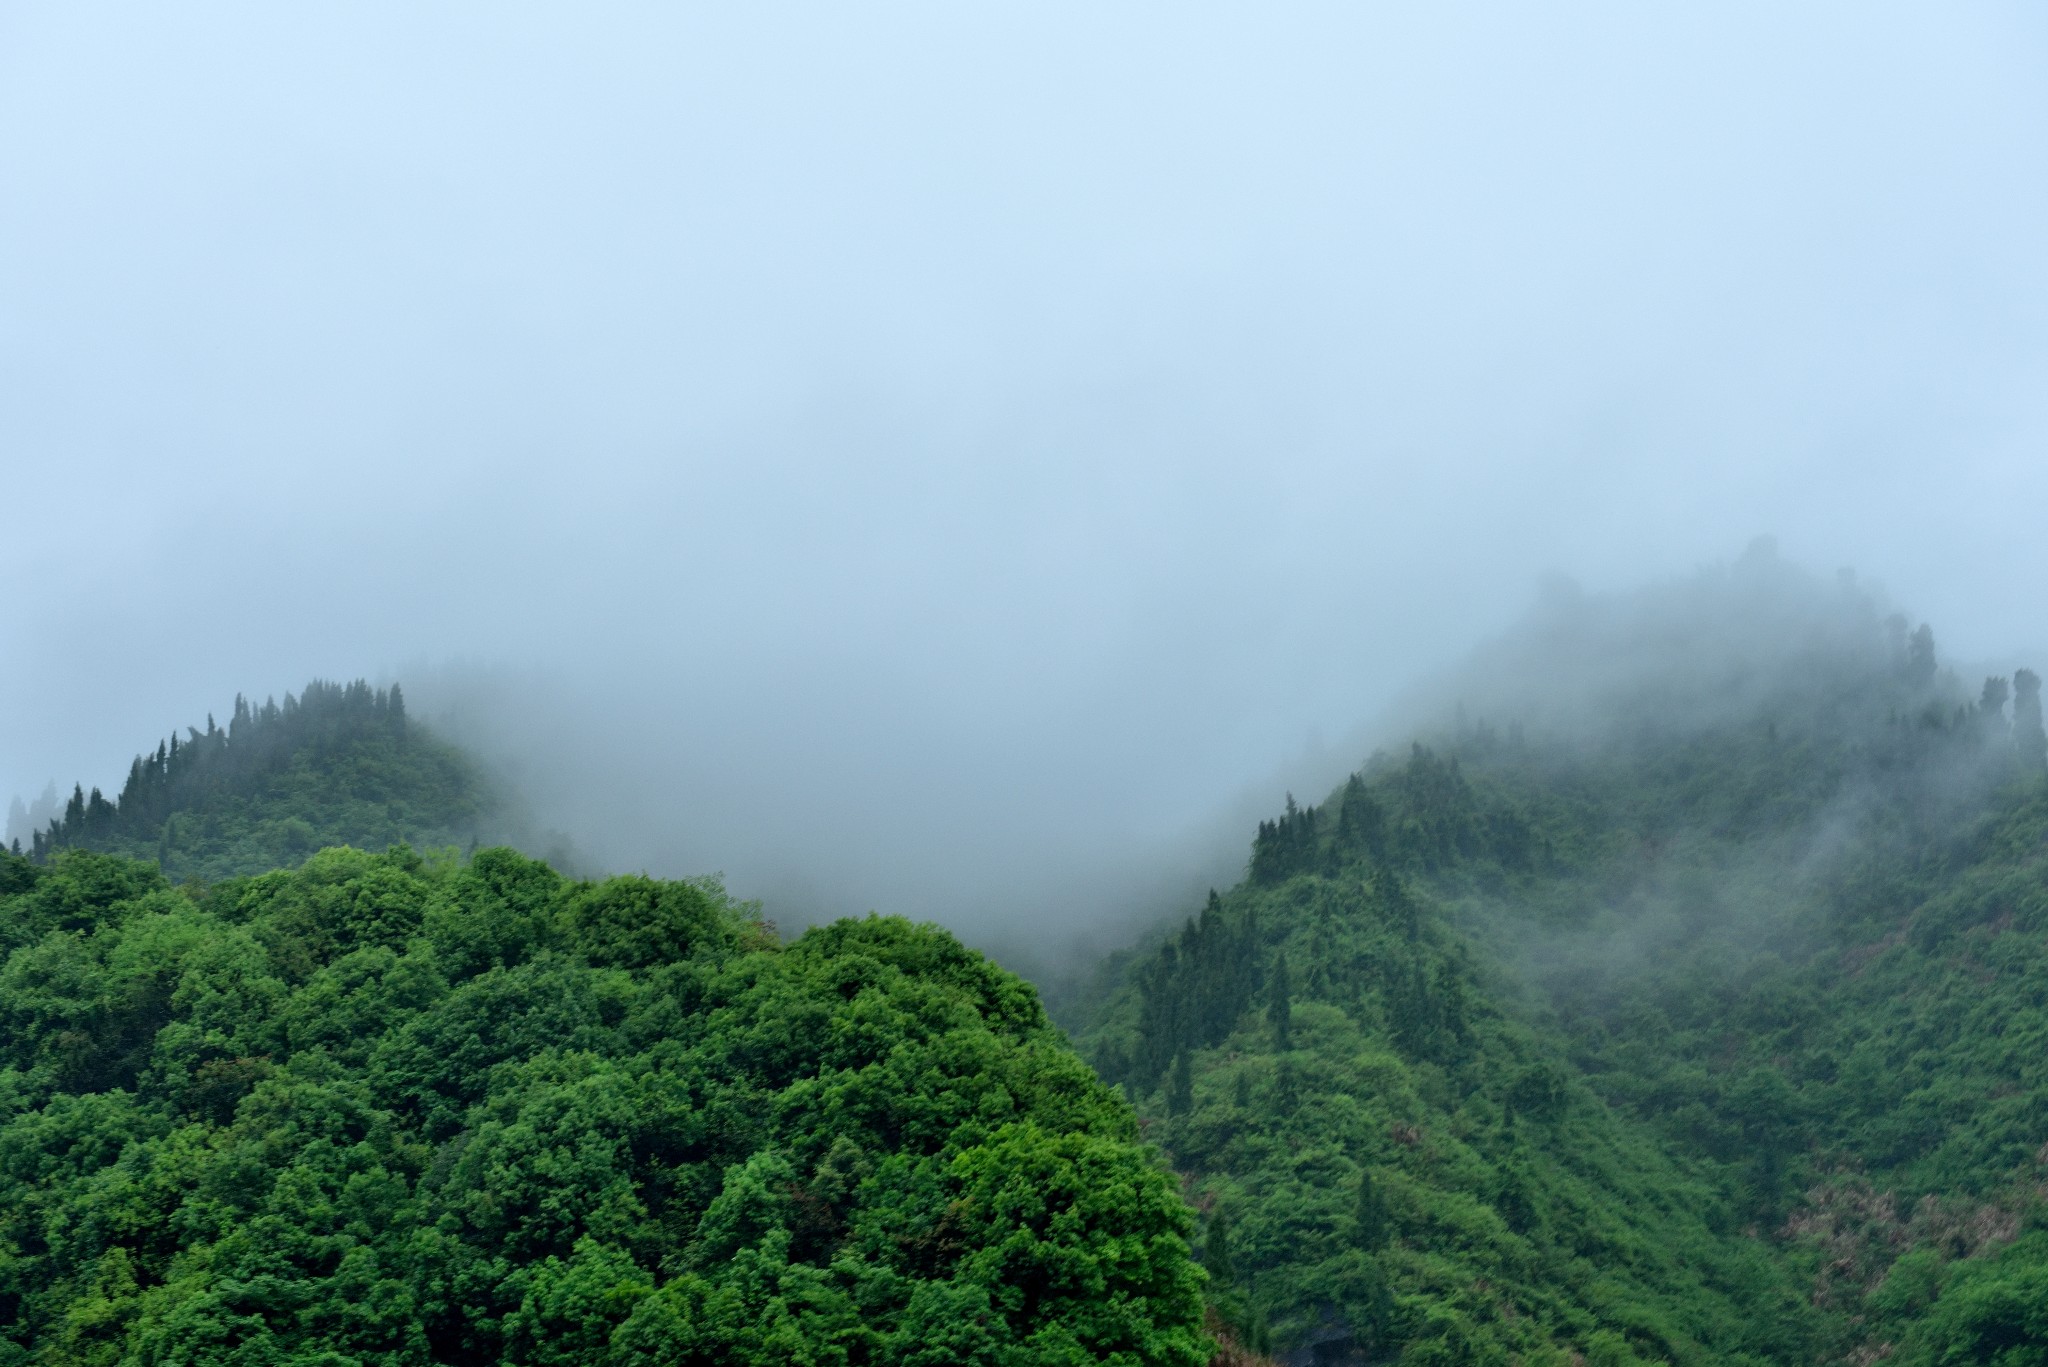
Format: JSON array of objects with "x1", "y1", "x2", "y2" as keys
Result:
[
  {"x1": 1355, "y1": 1168, "x2": 1388, "y2": 1249},
  {"x1": 1490, "y1": 1160, "x2": 1537, "y2": 1235},
  {"x1": 1273, "y1": 1055, "x2": 1300, "y2": 1112},
  {"x1": 1267, "y1": 951, "x2": 1293, "y2": 1050},
  {"x1": 2015, "y1": 669, "x2": 2047, "y2": 771},
  {"x1": 1335, "y1": 773, "x2": 1386, "y2": 861},
  {"x1": 1379, "y1": 871, "x2": 1420, "y2": 943},
  {"x1": 1250, "y1": 819, "x2": 1280, "y2": 885},
  {"x1": 1980, "y1": 676, "x2": 2011, "y2": 738},
  {"x1": 1167, "y1": 1049, "x2": 1194, "y2": 1118},
  {"x1": 1204, "y1": 1206, "x2": 1235, "y2": 1283},
  {"x1": 1907, "y1": 623, "x2": 1938, "y2": 687}
]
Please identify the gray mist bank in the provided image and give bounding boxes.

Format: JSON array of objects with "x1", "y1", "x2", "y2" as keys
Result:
[
  {"x1": 401, "y1": 657, "x2": 1311, "y2": 960},
  {"x1": 5, "y1": 6, "x2": 2047, "y2": 964},
  {"x1": 1368, "y1": 550, "x2": 2048, "y2": 1020},
  {"x1": 402, "y1": 545, "x2": 2036, "y2": 969}
]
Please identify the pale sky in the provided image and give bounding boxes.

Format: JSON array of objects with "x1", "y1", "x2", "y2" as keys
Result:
[{"x1": 5, "y1": 3, "x2": 2045, "y2": 946}]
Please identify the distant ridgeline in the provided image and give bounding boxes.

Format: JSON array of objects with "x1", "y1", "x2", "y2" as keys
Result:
[
  {"x1": 16, "y1": 680, "x2": 492, "y2": 881},
  {"x1": 1073, "y1": 554, "x2": 2048, "y2": 1367}
]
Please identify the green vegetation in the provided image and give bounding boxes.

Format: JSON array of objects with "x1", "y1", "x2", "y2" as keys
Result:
[
  {"x1": 0, "y1": 845, "x2": 1209, "y2": 1365},
  {"x1": 1083, "y1": 760, "x2": 1814, "y2": 1365},
  {"x1": 1074, "y1": 554, "x2": 2048, "y2": 1364},
  {"x1": 1518, "y1": 716, "x2": 2048, "y2": 1366},
  {"x1": 17, "y1": 551, "x2": 2048, "y2": 1364},
  {"x1": 17, "y1": 681, "x2": 493, "y2": 882}
]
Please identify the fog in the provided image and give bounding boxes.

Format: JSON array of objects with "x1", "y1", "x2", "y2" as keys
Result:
[
  {"x1": 5, "y1": 4, "x2": 2046, "y2": 960},
  {"x1": 1424, "y1": 547, "x2": 2040, "y2": 1026}
]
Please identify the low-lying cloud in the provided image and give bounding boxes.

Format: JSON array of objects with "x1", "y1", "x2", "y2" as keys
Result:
[{"x1": 5, "y1": 4, "x2": 2046, "y2": 965}]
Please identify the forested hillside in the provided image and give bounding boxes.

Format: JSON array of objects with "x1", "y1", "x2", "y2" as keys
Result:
[
  {"x1": 15, "y1": 550, "x2": 2048, "y2": 1366},
  {"x1": 1075, "y1": 551, "x2": 2048, "y2": 1365},
  {"x1": 0, "y1": 843, "x2": 1209, "y2": 1365},
  {"x1": 11, "y1": 681, "x2": 499, "y2": 882}
]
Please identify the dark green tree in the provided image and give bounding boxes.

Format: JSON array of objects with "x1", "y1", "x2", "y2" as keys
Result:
[
  {"x1": 1273, "y1": 1055, "x2": 1300, "y2": 1112},
  {"x1": 1168, "y1": 1048, "x2": 1194, "y2": 1117},
  {"x1": 0, "y1": 848, "x2": 1213, "y2": 1366},
  {"x1": 1980, "y1": 675, "x2": 2011, "y2": 739},
  {"x1": 1354, "y1": 1168, "x2": 1388, "y2": 1249},
  {"x1": 27, "y1": 679, "x2": 487, "y2": 881},
  {"x1": 1907, "y1": 623, "x2": 1938, "y2": 687},
  {"x1": 1204, "y1": 1205, "x2": 1236, "y2": 1283},
  {"x1": 1267, "y1": 950, "x2": 1293, "y2": 1051},
  {"x1": 2015, "y1": 669, "x2": 2047, "y2": 771}
]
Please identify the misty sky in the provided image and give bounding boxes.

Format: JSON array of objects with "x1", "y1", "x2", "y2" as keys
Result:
[{"x1": 5, "y1": 4, "x2": 2046, "y2": 947}]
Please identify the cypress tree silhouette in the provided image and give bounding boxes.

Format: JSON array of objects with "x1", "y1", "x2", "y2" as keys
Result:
[
  {"x1": 1167, "y1": 1049, "x2": 1194, "y2": 1118},
  {"x1": 1204, "y1": 1206, "x2": 1235, "y2": 1282},
  {"x1": 2014, "y1": 669, "x2": 2047, "y2": 771},
  {"x1": 1267, "y1": 951, "x2": 1293, "y2": 1051},
  {"x1": 1354, "y1": 1169, "x2": 1388, "y2": 1250}
]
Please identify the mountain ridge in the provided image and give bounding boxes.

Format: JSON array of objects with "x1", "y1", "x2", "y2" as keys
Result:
[
  {"x1": 11, "y1": 549, "x2": 2048, "y2": 1364},
  {"x1": 1070, "y1": 551, "x2": 2048, "y2": 1364},
  {"x1": 10, "y1": 679, "x2": 533, "y2": 882}
]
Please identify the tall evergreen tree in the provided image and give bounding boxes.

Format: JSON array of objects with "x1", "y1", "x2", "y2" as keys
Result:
[
  {"x1": 2015, "y1": 669, "x2": 2047, "y2": 771},
  {"x1": 1355, "y1": 1168, "x2": 1389, "y2": 1249},
  {"x1": 1979, "y1": 675, "x2": 2011, "y2": 739},
  {"x1": 1204, "y1": 1205, "x2": 1235, "y2": 1282},
  {"x1": 1273, "y1": 1055, "x2": 1300, "y2": 1112},
  {"x1": 1168, "y1": 1049, "x2": 1194, "y2": 1117},
  {"x1": 1907, "y1": 623, "x2": 1938, "y2": 688},
  {"x1": 1267, "y1": 951, "x2": 1293, "y2": 1051}
]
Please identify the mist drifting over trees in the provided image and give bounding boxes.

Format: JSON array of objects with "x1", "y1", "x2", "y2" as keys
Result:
[
  {"x1": 6, "y1": 4, "x2": 2048, "y2": 960},
  {"x1": 7, "y1": 3, "x2": 2048, "y2": 1363}
]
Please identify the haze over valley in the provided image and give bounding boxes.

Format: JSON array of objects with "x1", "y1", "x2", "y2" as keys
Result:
[
  {"x1": 6, "y1": 6, "x2": 2048, "y2": 1365},
  {"x1": 7, "y1": 4, "x2": 2047, "y2": 950}
]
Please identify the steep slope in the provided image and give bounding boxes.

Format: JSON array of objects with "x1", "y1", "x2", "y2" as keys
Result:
[
  {"x1": 1072, "y1": 549, "x2": 2048, "y2": 1365},
  {"x1": 1557, "y1": 780, "x2": 2048, "y2": 1367},
  {"x1": 0, "y1": 843, "x2": 1209, "y2": 1365},
  {"x1": 1080, "y1": 756, "x2": 1816, "y2": 1366},
  {"x1": 1435, "y1": 561, "x2": 2048, "y2": 1364},
  {"x1": 15, "y1": 681, "x2": 504, "y2": 881}
]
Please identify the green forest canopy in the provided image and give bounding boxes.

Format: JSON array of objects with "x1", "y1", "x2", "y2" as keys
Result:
[
  {"x1": 15, "y1": 553, "x2": 2048, "y2": 1365},
  {"x1": 0, "y1": 843, "x2": 1210, "y2": 1365},
  {"x1": 15, "y1": 680, "x2": 494, "y2": 884},
  {"x1": 1072, "y1": 557, "x2": 2048, "y2": 1365}
]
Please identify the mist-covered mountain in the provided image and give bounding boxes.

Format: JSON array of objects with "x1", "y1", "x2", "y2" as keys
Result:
[
  {"x1": 1071, "y1": 545, "x2": 2048, "y2": 1365},
  {"x1": 0, "y1": 677, "x2": 1217, "y2": 1364},
  {"x1": 10, "y1": 547, "x2": 2048, "y2": 1365},
  {"x1": 7, "y1": 680, "x2": 548, "y2": 882}
]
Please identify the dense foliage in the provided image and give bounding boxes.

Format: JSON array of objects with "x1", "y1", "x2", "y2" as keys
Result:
[
  {"x1": 1501, "y1": 708, "x2": 2048, "y2": 1361},
  {"x1": 20, "y1": 548, "x2": 2048, "y2": 1365},
  {"x1": 1075, "y1": 552, "x2": 2048, "y2": 1365},
  {"x1": 0, "y1": 845, "x2": 1209, "y2": 1365},
  {"x1": 15, "y1": 681, "x2": 492, "y2": 882},
  {"x1": 1083, "y1": 757, "x2": 1814, "y2": 1366}
]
